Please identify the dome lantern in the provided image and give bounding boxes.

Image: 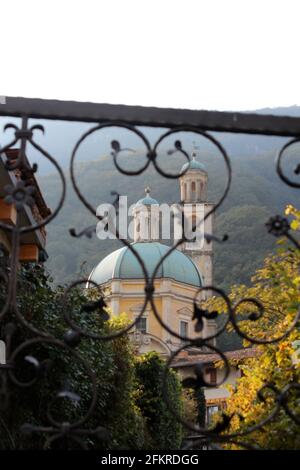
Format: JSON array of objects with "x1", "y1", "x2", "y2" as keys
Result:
[{"x1": 133, "y1": 188, "x2": 159, "y2": 242}]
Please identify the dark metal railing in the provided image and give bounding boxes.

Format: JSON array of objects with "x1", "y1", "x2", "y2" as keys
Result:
[{"x1": 2, "y1": 96, "x2": 300, "y2": 135}]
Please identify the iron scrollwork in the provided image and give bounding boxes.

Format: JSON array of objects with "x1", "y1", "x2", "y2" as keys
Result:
[{"x1": 0, "y1": 101, "x2": 299, "y2": 450}]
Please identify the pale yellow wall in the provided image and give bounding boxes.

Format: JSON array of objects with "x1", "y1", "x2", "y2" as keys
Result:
[
  {"x1": 104, "y1": 276, "x2": 214, "y2": 352},
  {"x1": 119, "y1": 296, "x2": 164, "y2": 340}
]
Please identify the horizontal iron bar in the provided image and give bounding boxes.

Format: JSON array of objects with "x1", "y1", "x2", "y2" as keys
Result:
[{"x1": 1, "y1": 96, "x2": 300, "y2": 137}]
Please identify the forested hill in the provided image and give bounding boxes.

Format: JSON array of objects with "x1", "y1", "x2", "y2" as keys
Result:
[
  {"x1": 3, "y1": 104, "x2": 298, "y2": 289},
  {"x1": 38, "y1": 137, "x2": 300, "y2": 291}
]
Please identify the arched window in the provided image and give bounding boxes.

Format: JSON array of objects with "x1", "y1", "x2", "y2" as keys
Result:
[
  {"x1": 179, "y1": 320, "x2": 188, "y2": 340},
  {"x1": 191, "y1": 181, "x2": 196, "y2": 192},
  {"x1": 136, "y1": 317, "x2": 147, "y2": 334}
]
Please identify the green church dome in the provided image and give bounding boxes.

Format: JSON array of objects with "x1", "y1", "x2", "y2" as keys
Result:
[
  {"x1": 89, "y1": 242, "x2": 203, "y2": 287},
  {"x1": 136, "y1": 186, "x2": 159, "y2": 206},
  {"x1": 181, "y1": 154, "x2": 206, "y2": 173}
]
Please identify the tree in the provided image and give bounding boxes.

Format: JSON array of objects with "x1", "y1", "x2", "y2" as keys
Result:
[
  {"x1": 0, "y1": 263, "x2": 145, "y2": 449},
  {"x1": 0, "y1": 263, "x2": 188, "y2": 450},
  {"x1": 134, "y1": 352, "x2": 183, "y2": 449},
  {"x1": 205, "y1": 205, "x2": 300, "y2": 449},
  {"x1": 194, "y1": 386, "x2": 206, "y2": 428}
]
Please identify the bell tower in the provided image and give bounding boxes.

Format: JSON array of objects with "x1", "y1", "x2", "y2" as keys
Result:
[{"x1": 177, "y1": 152, "x2": 214, "y2": 289}]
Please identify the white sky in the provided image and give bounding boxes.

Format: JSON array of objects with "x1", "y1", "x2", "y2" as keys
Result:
[{"x1": 1, "y1": 0, "x2": 300, "y2": 111}]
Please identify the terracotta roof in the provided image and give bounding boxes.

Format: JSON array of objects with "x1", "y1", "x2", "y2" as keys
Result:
[
  {"x1": 5, "y1": 149, "x2": 51, "y2": 219},
  {"x1": 171, "y1": 348, "x2": 258, "y2": 368}
]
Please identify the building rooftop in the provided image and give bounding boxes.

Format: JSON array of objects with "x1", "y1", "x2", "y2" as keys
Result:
[
  {"x1": 88, "y1": 241, "x2": 203, "y2": 287},
  {"x1": 181, "y1": 152, "x2": 206, "y2": 173}
]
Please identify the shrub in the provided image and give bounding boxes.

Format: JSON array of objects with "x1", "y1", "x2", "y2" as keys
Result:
[{"x1": 134, "y1": 352, "x2": 183, "y2": 449}]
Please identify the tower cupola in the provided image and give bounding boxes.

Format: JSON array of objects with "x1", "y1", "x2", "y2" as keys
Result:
[{"x1": 180, "y1": 151, "x2": 208, "y2": 202}]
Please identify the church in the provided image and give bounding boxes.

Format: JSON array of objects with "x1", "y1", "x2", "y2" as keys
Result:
[
  {"x1": 88, "y1": 153, "x2": 215, "y2": 355},
  {"x1": 88, "y1": 153, "x2": 254, "y2": 422}
]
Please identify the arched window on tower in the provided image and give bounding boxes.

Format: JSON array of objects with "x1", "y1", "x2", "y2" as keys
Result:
[{"x1": 191, "y1": 181, "x2": 196, "y2": 192}]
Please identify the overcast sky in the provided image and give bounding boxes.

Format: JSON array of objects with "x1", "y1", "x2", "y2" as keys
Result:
[{"x1": 1, "y1": 0, "x2": 300, "y2": 111}]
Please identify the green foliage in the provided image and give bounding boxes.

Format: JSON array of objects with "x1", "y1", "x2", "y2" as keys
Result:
[
  {"x1": 194, "y1": 386, "x2": 206, "y2": 428},
  {"x1": 180, "y1": 386, "x2": 206, "y2": 446},
  {"x1": 181, "y1": 388, "x2": 197, "y2": 427},
  {"x1": 0, "y1": 263, "x2": 144, "y2": 449},
  {"x1": 0, "y1": 264, "x2": 188, "y2": 450},
  {"x1": 134, "y1": 352, "x2": 183, "y2": 450}
]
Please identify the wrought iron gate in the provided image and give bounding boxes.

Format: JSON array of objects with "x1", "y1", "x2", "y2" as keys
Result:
[{"x1": 0, "y1": 96, "x2": 299, "y2": 449}]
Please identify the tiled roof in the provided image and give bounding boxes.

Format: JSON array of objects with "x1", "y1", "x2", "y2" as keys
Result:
[
  {"x1": 5, "y1": 149, "x2": 51, "y2": 218},
  {"x1": 171, "y1": 348, "x2": 258, "y2": 368}
]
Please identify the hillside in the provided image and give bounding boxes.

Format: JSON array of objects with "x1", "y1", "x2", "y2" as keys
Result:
[{"x1": 38, "y1": 144, "x2": 300, "y2": 292}]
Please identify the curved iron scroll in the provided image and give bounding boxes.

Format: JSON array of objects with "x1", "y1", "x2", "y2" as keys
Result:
[{"x1": 0, "y1": 112, "x2": 299, "y2": 450}]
